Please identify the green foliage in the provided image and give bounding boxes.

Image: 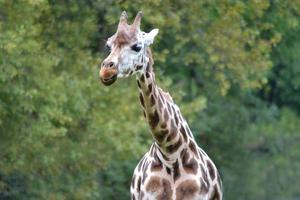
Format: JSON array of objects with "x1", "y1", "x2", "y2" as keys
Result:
[
  {"x1": 242, "y1": 108, "x2": 300, "y2": 199},
  {"x1": 0, "y1": 1, "x2": 147, "y2": 199},
  {"x1": 0, "y1": 0, "x2": 299, "y2": 199},
  {"x1": 262, "y1": 29, "x2": 300, "y2": 112}
]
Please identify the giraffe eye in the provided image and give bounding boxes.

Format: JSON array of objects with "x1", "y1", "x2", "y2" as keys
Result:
[
  {"x1": 131, "y1": 44, "x2": 142, "y2": 52},
  {"x1": 105, "y1": 44, "x2": 111, "y2": 52}
]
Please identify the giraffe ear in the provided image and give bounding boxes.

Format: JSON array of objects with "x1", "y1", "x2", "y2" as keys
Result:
[{"x1": 144, "y1": 29, "x2": 159, "y2": 46}]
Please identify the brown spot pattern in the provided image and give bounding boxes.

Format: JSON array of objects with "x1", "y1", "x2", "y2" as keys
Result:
[
  {"x1": 180, "y1": 125, "x2": 188, "y2": 142},
  {"x1": 137, "y1": 80, "x2": 141, "y2": 88},
  {"x1": 146, "y1": 71, "x2": 150, "y2": 78},
  {"x1": 210, "y1": 185, "x2": 221, "y2": 200},
  {"x1": 157, "y1": 179, "x2": 172, "y2": 200},
  {"x1": 146, "y1": 176, "x2": 160, "y2": 192},
  {"x1": 150, "y1": 94, "x2": 155, "y2": 106},
  {"x1": 151, "y1": 154, "x2": 163, "y2": 172},
  {"x1": 172, "y1": 160, "x2": 180, "y2": 182},
  {"x1": 153, "y1": 89, "x2": 157, "y2": 99},
  {"x1": 155, "y1": 129, "x2": 168, "y2": 144},
  {"x1": 167, "y1": 103, "x2": 172, "y2": 114},
  {"x1": 189, "y1": 141, "x2": 199, "y2": 158},
  {"x1": 145, "y1": 177, "x2": 172, "y2": 200},
  {"x1": 166, "y1": 130, "x2": 176, "y2": 142},
  {"x1": 161, "y1": 122, "x2": 167, "y2": 129},
  {"x1": 136, "y1": 65, "x2": 143, "y2": 70},
  {"x1": 166, "y1": 137, "x2": 182, "y2": 154},
  {"x1": 175, "y1": 180, "x2": 199, "y2": 200},
  {"x1": 140, "y1": 74, "x2": 145, "y2": 82},
  {"x1": 174, "y1": 113, "x2": 179, "y2": 125},
  {"x1": 131, "y1": 174, "x2": 136, "y2": 188},
  {"x1": 180, "y1": 148, "x2": 189, "y2": 164},
  {"x1": 137, "y1": 176, "x2": 141, "y2": 193},
  {"x1": 183, "y1": 157, "x2": 198, "y2": 174},
  {"x1": 172, "y1": 110, "x2": 178, "y2": 124},
  {"x1": 166, "y1": 166, "x2": 171, "y2": 175},
  {"x1": 207, "y1": 160, "x2": 216, "y2": 180},
  {"x1": 148, "y1": 83, "x2": 152, "y2": 93},
  {"x1": 139, "y1": 93, "x2": 145, "y2": 107},
  {"x1": 149, "y1": 110, "x2": 159, "y2": 128}
]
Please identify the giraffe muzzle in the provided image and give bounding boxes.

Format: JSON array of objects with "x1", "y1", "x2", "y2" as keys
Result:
[{"x1": 99, "y1": 67, "x2": 118, "y2": 86}]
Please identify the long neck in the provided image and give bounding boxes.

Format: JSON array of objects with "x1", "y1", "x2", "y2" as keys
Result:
[{"x1": 136, "y1": 50, "x2": 194, "y2": 163}]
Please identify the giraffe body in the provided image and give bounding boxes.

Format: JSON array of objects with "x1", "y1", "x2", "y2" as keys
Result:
[
  {"x1": 99, "y1": 11, "x2": 223, "y2": 200},
  {"x1": 131, "y1": 144, "x2": 221, "y2": 200}
]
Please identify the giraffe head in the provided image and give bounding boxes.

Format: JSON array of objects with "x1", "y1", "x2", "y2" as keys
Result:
[{"x1": 99, "y1": 11, "x2": 159, "y2": 86}]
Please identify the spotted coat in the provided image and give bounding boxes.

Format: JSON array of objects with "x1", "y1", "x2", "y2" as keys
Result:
[{"x1": 130, "y1": 70, "x2": 223, "y2": 200}]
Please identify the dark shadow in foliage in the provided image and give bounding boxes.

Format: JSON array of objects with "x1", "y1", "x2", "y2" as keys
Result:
[
  {"x1": 0, "y1": 172, "x2": 34, "y2": 200},
  {"x1": 98, "y1": 157, "x2": 139, "y2": 200}
]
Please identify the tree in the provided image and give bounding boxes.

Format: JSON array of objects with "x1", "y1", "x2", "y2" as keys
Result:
[{"x1": 0, "y1": 0, "x2": 299, "y2": 199}]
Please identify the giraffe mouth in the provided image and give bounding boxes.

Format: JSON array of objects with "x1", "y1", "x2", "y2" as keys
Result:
[{"x1": 100, "y1": 74, "x2": 118, "y2": 86}]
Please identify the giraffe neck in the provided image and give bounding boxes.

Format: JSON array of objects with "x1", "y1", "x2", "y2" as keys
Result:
[{"x1": 136, "y1": 49, "x2": 195, "y2": 165}]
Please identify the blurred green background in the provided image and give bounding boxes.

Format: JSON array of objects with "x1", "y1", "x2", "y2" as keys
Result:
[{"x1": 0, "y1": 0, "x2": 299, "y2": 199}]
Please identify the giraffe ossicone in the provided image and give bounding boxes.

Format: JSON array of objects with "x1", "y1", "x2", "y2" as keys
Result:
[{"x1": 99, "y1": 11, "x2": 223, "y2": 200}]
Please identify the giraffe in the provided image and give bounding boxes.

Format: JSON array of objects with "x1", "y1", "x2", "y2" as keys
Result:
[{"x1": 99, "y1": 11, "x2": 223, "y2": 200}]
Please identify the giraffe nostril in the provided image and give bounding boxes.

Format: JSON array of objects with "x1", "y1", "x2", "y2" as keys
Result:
[
  {"x1": 108, "y1": 62, "x2": 114, "y2": 67},
  {"x1": 102, "y1": 60, "x2": 116, "y2": 68}
]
